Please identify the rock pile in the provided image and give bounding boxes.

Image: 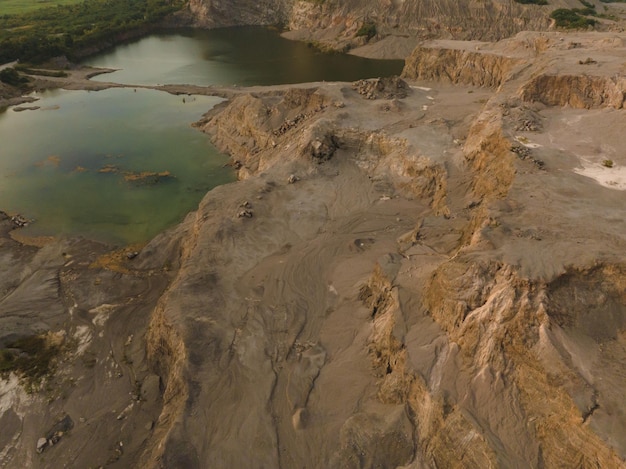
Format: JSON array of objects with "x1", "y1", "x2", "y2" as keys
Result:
[
  {"x1": 511, "y1": 144, "x2": 544, "y2": 169},
  {"x1": 272, "y1": 104, "x2": 327, "y2": 137},
  {"x1": 36, "y1": 415, "x2": 74, "y2": 454},
  {"x1": 10, "y1": 214, "x2": 30, "y2": 228},
  {"x1": 352, "y1": 76, "x2": 409, "y2": 100}
]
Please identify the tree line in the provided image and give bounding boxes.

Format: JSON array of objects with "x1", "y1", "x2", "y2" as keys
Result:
[{"x1": 0, "y1": 0, "x2": 185, "y2": 64}]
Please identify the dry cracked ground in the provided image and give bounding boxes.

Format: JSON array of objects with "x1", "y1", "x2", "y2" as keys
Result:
[{"x1": 1, "y1": 31, "x2": 626, "y2": 468}]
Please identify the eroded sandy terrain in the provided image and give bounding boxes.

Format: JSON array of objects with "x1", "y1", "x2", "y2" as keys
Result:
[{"x1": 1, "y1": 31, "x2": 626, "y2": 468}]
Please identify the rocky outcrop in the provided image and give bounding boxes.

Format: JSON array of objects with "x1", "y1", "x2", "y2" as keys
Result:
[
  {"x1": 462, "y1": 107, "x2": 516, "y2": 201},
  {"x1": 184, "y1": 0, "x2": 574, "y2": 51},
  {"x1": 357, "y1": 253, "x2": 626, "y2": 467},
  {"x1": 403, "y1": 31, "x2": 626, "y2": 98},
  {"x1": 187, "y1": 0, "x2": 292, "y2": 28},
  {"x1": 197, "y1": 87, "x2": 333, "y2": 176}
]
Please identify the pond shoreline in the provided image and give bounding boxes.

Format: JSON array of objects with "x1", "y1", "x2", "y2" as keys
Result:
[
  {"x1": 0, "y1": 27, "x2": 406, "y2": 247},
  {"x1": 1, "y1": 22, "x2": 408, "y2": 110}
]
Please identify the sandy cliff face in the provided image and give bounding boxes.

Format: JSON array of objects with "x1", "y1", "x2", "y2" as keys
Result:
[
  {"x1": 184, "y1": 0, "x2": 622, "y2": 52},
  {"x1": 402, "y1": 46, "x2": 521, "y2": 89},
  {"x1": 285, "y1": 0, "x2": 552, "y2": 42},
  {"x1": 188, "y1": 0, "x2": 292, "y2": 27},
  {"x1": 521, "y1": 74, "x2": 626, "y2": 109},
  {"x1": 186, "y1": 0, "x2": 554, "y2": 48}
]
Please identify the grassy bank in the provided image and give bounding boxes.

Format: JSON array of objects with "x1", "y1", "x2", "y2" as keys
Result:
[
  {"x1": 0, "y1": 0, "x2": 185, "y2": 64},
  {"x1": 0, "y1": 0, "x2": 84, "y2": 16}
]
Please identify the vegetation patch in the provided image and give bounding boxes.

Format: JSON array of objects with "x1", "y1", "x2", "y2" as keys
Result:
[
  {"x1": 0, "y1": 0, "x2": 84, "y2": 16},
  {"x1": 14, "y1": 65, "x2": 68, "y2": 77},
  {"x1": 602, "y1": 159, "x2": 614, "y2": 168},
  {"x1": 355, "y1": 22, "x2": 377, "y2": 40},
  {"x1": 0, "y1": 0, "x2": 185, "y2": 64},
  {"x1": 550, "y1": 8, "x2": 598, "y2": 28},
  {"x1": 0, "y1": 67, "x2": 28, "y2": 86},
  {"x1": 306, "y1": 40, "x2": 341, "y2": 54},
  {"x1": 514, "y1": 0, "x2": 549, "y2": 5},
  {"x1": 0, "y1": 333, "x2": 64, "y2": 392}
]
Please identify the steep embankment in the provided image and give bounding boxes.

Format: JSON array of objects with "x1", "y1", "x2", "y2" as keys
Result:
[
  {"x1": 284, "y1": 0, "x2": 552, "y2": 45},
  {"x1": 187, "y1": 0, "x2": 554, "y2": 47},
  {"x1": 185, "y1": 0, "x2": 626, "y2": 56},
  {"x1": 398, "y1": 32, "x2": 626, "y2": 466},
  {"x1": 402, "y1": 44, "x2": 522, "y2": 89},
  {"x1": 521, "y1": 74, "x2": 626, "y2": 108}
]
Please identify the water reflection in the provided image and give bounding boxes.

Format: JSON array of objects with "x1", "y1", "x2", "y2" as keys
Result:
[
  {"x1": 0, "y1": 88, "x2": 231, "y2": 244},
  {"x1": 85, "y1": 26, "x2": 404, "y2": 86}
]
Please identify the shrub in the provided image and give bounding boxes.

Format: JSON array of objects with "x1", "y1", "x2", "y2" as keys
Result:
[
  {"x1": 0, "y1": 0, "x2": 186, "y2": 63},
  {"x1": 0, "y1": 67, "x2": 27, "y2": 86},
  {"x1": 356, "y1": 22, "x2": 377, "y2": 40},
  {"x1": 576, "y1": 7, "x2": 597, "y2": 15},
  {"x1": 550, "y1": 8, "x2": 597, "y2": 28},
  {"x1": 515, "y1": 0, "x2": 549, "y2": 5},
  {"x1": 0, "y1": 334, "x2": 62, "y2": 392}
]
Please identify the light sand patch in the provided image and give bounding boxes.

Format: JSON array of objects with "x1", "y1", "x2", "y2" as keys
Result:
[
  {"x1": 0, "y1": 374, "x2": 25, "y2": 414},
  {"x1": 74, "y1": 325, "x2": 93, "y2": 355},
  {"x1": 515, "y1": 136, "x2": 542, "y2": 148},
  {"x1": 0, "y1": 374, "x2": 29, "y2": 464},
  {"x1": 90, "y1": 304, "x2": 118, "y2": 328},
  {"x1": 574, "y1": 159, "x2": 626, "y2": 190}
]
